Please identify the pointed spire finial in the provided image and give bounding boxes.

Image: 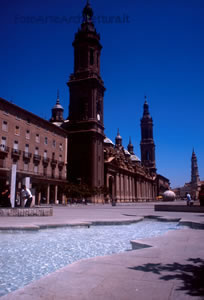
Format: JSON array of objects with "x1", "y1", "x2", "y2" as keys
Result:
[
  {"x1": 115, "y1": 128, "x2": 122, "y2": 147},
  {"x1": 83, "y1": 0, "x2": 93, "y2": 23},
  {"x1": 56, "y1": 89, "x2": 60, "y2": 104},
  {"x1": 143, "y1": 96, "x2": 150, "y2": 116},
  {"x1": 128, "y1": 136, "x2": 134, "y2": 154}
]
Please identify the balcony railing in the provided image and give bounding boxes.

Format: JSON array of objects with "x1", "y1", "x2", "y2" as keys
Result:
[
  {"x1": 11, "y1": 148, "x2": 21, "y2": 158},
  {"x1": 0, "y1": 145, "x2": 9, "y2": 154},
  {"x1": 58, "y1": 161, "x2": 64, "y2": 168},
  {"x1": 51, "y1": 159, "x2": 57, "y2": 167},
  {"x1": 23, "y1": 151, "x2": 32, "y2": 159},
  {"x1": 42, "y1": 157, "x2": 50, "y2": 164},
  {"x1": 33, "y1": 154, "x2": 41, "y2": 162}
]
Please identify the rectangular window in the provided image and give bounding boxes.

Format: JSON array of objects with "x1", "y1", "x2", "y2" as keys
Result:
[
  {"x1": 24, "y1": 162, "x2": 29, "y2": 171},
  {"x1": 2, "y1": 121, "x2": 8, "y2": 131},
  {"x1": 26, "y1": 130, "x2": 30, "y2": 139},
  {"x1": 52, "y1": 140, "x2": 56, "y2": 148},
  {"x1": 36, "y1": 134, "x2": 40, "y2": 143},
  {"x1": 59, "y1": 143, "x2": 63, "y2": 151},
  {"x1": 59, "y1": 154, "x2": 62, "y2": 161},
  {"x1": 43, "y1": 166, "x2": 47, "y2": 176},
  {"x1": 1, "y1": 136, "x2": 6, "y2": 146},
  {"x1": 44, "y1": 150, "x2": 47, "y2": 158},
  {"x1": 25, "y1": 144, "x2": 29, "y2": 152},
  {"x1": 35, "y1": 147, "x2": 39, "y2": 155},
  {"x1": 34, "y1": 165, "x2": 38, "y2": 173},
  {"x1": 13, "y1": 141, "x2": 18, "y2": 150},
  {"x1": 44, "y1": 137, "x2": 48, "y2": 145},
  {"x1": 15, "y1": 126, "x2": 20, "y2": 135},
  {"x1": 0, "y1": 137, "x2": 6, "y2": 150}
]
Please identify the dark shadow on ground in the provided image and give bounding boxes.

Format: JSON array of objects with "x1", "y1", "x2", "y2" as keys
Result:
[{"x1": 128, "y1": 258, "x2": 204, "y2": 296}]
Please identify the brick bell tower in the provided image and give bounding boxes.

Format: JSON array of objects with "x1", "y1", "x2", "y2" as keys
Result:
[
  {"x1": 140, "y1": 96, "x2": 156, "y2": 175},
  {"x1": 63, "y1": 1, "x2": 105, "y2": 200}
]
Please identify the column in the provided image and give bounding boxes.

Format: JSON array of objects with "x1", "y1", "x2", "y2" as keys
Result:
[
  {"x1": 38, "y1": 192, "x2": 41, "y2": 206},
  {"x1": 126, "y1": 175, "x2": 129, "y2": 202},
  {"x1": 132, "y1": 178, "x2": 135, "y2": 202},
  {"x1": 62, "y1": 194, "x2": 66, "y2": 205},
  {"x1": 116, "y1": 173, "x2": 120, "y2": 201},
  {"x1": 129, "y1": 176, "x2": 132, "y2": 202},
  {"x1": 123, "y1": 175, "x2": 125, "y2": 201},
  {"x1": 120, "y1": 174, "x2": 124, "y2": 202},
  {"x1": 10, "y1": 164, "x2": 17, "y2": 208},
  {"x1": 46, "y1": 184, "x2": 50, "y2": 205},
  {"x1": 54, "y1": 185, "x2": 58, "y2": 204}
]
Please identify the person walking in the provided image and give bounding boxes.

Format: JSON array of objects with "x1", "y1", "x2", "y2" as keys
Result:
[
  {"x1": 186, "y1": 193, "x2": 191, "y2": 206},
  {"x1": 21, "y1": 185, "x2": 33, "y2": 207}
]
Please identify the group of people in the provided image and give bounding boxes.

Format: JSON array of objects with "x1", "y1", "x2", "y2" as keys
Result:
[{"x1": 0, "y1": 185, "x2": 33, "y2": 208}]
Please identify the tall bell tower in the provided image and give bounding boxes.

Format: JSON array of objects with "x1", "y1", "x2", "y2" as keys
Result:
[
  {"x1": 63, "y1": 1, "x2": 105, "y2": 199},
  {"x1": 191, "y1": 149, "x2": 200, "y2": 184},
  {"x1": 140, "y1": 96, "x2": 156, "y2": 174}
]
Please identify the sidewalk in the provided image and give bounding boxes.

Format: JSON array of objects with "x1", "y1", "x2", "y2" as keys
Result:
[{"x1": 1, "y1": 202, "x2": 204, "y2": 299}]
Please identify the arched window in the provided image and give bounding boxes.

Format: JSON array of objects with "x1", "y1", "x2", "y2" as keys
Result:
[{"x1": 145, "y1": 150, "x2": 149, "y2": 160}]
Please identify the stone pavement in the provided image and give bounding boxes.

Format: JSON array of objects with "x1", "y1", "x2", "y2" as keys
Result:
[{"x1": 1, "y1": 202, "x2": 204, "y2": 300}]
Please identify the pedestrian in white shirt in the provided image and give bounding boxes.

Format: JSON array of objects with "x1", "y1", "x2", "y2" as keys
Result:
[{"x1": 21, "y1": 185, "x2": 33, "y2": 207}]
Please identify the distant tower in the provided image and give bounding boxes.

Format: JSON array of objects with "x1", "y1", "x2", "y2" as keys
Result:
[
  {"x1": 115, "y1": 129, "x2": 123, "y2": 149},
  {"x1": 127, "y1": 137, "x2": 134, "y2": 154},
  {"x1": 63, "y1": 1, "x2": 105, "y2": 199},
  {"x1": 140, "y1": 96, "x2": 156, "y2": 174},
  {"x1": 191, "y1": 149, "x2": 200, "y2": 184},
  {"x1": 50, "y1": 90, "x2": 64, "y2": 126}
]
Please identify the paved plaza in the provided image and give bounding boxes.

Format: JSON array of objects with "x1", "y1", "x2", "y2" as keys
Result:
[{"x1": 1, "y1": 202, "x2": 204, "y2": 300}]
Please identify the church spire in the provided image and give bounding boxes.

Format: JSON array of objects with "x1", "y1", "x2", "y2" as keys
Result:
[
  {"x1": 64, "y1": 2, "x2": 105, "y2": 199},
  {"x1": 82, "y1": 0, "x2": 93, "y2": 23},
  {"x1": 143, "y1": 96, "x2": 150, "y2": 117},
  {"x1": 191, "y1": 149, "x2": 200, "y2": 184},
  {"x1": 50, "y1": 89, "x2": 64, "y2": 126},
  {"x1": 140, "y1": 96, "x2": 156, "y2": 174},
  {"x1": 127, "y1": 137, "x2": 134, "y2": 154},
  {"x1": 56, "y1": 89, "x2": 60, "y2": 104},
  {"x1": 115, "y1": 129, "x2": 122, "y2": 148}
]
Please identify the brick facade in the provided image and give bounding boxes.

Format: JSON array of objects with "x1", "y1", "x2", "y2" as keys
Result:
[{"x1": 0, "y1": 97, "x2": 67, "y2": 205}]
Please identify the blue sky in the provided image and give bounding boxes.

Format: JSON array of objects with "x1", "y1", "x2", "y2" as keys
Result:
[{"x1": 0, "y1": 0, "x2": 203, "y2": 187}]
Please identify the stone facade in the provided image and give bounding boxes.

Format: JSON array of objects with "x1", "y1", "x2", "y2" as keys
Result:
[
  {"x1": 0, "y1": 97, "x2": 67, "y2": 205},
  {"x1": 104, "y1": 134, "x2": 157, "y2": 202}
]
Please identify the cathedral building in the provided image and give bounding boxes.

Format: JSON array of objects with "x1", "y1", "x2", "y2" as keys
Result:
[
  {"x1": 0, "y1": 1, "x2": 170, "y2": 205},
  {"x1": 61, "y1": 1, "x2": 169, "y2": 202}
]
